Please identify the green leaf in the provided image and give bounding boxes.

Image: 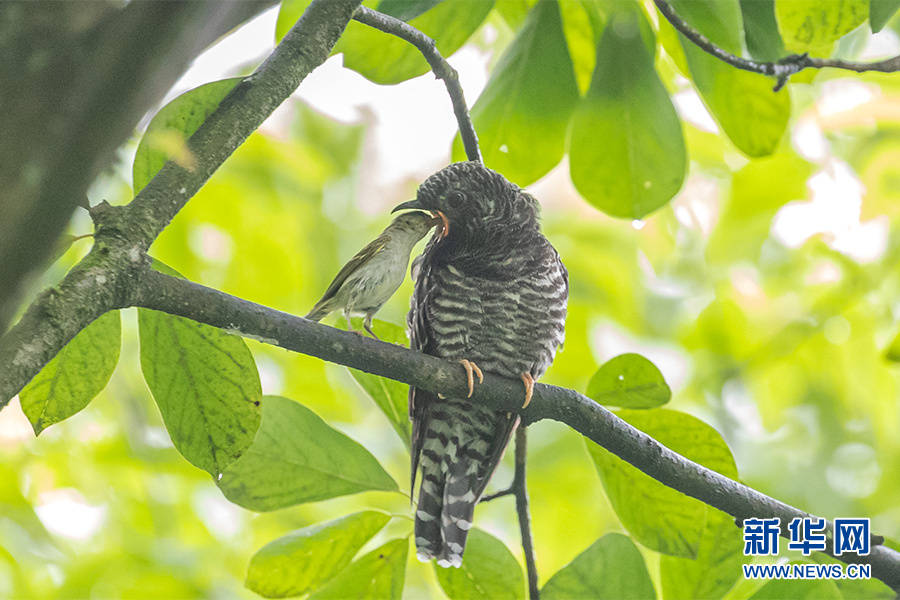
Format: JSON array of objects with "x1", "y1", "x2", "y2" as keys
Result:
[
  {"x1": 560, "y1": 0, "x2": 602, "y2": 94},
  {"x1": 278, "y1": 0, "x2": 492, "y2": 85},
  {"x1": 217, "y1": 396, "x2": 397, "y2": 511},
  {"x1": 376, "y1": 0, "x2": 443, "y2": 21},
  {"x1": 586, "y1": 408, "x2": 738, "y2": 558},
  {"x1": 133, "y1": 78, "x2": 241, "y2": 194},
  {"x1": 775, "y1": 0, "x2": 868, "y2": 52},
  {"x1": 20, "y1": 311, "x2": 121, "y2": 435},
  {"x1": 669, "y1": 0, "x2": 744, "y2": 52},
  {"x1": 541, "y1": 533, "x2": 656, "y2": 600},
  {"x1": 348, "y1": 320, "x2": 411, "y2": 448},
  {"x1": 138, "y1": 308, "x2": 261, "y2": 476},
  {"x1": 434, "y1": 529, "x2": 524, "y2": 600},
  {"x1": 740, "y1": 0, "x2": 786, "y2": 61},
  {"x1": 682, "y1": 43, "x2": 790, "y2": 157},
  {"x1": 667, "y1": 0, "x2": 790, "y2": 157},
  {"x1": 749, "y1": 575, "x2": 842, "y2": 600},
  {"x1": 586, "y1": 353, "x2": 671, "y2": 409},
  {"x1": 453, "y1": 0, "x2": 579, "y2": 186},
  {"x1": 308, "y1": 538, "x2": 408, "y2": 600},
  {"x1": 570, "y1": 5, "x2": 685, "y2": 218},
  {"x1": 246, "y1": 511, "x2": 390, "y2": 598},
  {"x1": 659, "y1": 506, "x2": 743, "y2": 600},
  {"x1": 871, "y1": 0, "x2": 900, "y2": 31}
]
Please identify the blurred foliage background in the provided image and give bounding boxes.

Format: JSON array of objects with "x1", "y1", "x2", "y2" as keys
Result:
[{"x1": 2, "y1": 0, "x2": 900, "y2": 598}]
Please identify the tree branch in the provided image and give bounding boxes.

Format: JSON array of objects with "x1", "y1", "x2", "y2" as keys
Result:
[
  {"x1": 351, "y1": 6, "x2": 482, "y2": 163},
  {"x1": 513, "y1": 428, "x2": 540, "y2": 600},
  {"x1": 654, "y1": 0, "x2": 900, "y2": 91},
  {"x1": 0, "y1": 0, "x2": 277, "y2": 332},
  {"x1": 120, "y1": 267, "x2": 899, "y2": 592},
  {"x1": 0, "y1": 0, "x2": 363, "y2": 406}
]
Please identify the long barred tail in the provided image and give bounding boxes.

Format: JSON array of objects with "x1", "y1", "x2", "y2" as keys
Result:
[{"x1": 413, "y1": 402, "x2": 500, "y2": 568}]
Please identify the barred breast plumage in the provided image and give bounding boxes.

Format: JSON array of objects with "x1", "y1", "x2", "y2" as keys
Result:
[{"x1": 396, "y1": 162, "x2": 568, "y2": 567}]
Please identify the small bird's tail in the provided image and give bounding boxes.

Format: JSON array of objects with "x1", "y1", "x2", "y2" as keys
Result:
[{"x1": 304, "y1": 300, "x2": 333, "y2": 323}]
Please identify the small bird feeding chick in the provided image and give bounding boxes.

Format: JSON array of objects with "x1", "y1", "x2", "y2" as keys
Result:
[{"x1": 305, "y1": 211, "x2": 439, "y2": 339}]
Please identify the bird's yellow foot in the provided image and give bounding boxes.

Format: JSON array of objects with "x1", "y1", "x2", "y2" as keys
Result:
[
  {"x1": 520, "y1": 372, "x2": 535, "y2": 409},
  {"x1": 459, "y1": 359, "x2": 484, "y2": 398}
]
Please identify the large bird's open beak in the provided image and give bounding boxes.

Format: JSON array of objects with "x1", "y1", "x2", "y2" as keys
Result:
[
  {"x1": 391, "y1": 199, "x2": 423, "y2": 213},
  {"x1": 392, "y1": 199, "x2": 449, "y2": 239}
]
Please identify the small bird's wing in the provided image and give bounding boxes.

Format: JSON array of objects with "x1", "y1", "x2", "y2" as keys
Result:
[
  {"x1": 408, "y1": 237, "x2": 439, "y2": 495},
  {"x1": 308, "y1": 233, "x2": 390, "y2": 314}
]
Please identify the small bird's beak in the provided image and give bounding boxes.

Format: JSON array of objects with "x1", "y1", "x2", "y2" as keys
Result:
[
  {"x1": 391, "y1": 199, "x2": 423, "y2": 213},
  {"x1": 392, "y1": 199, "x2": 449, "y2": 239}
]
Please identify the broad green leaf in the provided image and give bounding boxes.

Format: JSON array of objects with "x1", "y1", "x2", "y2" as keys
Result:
[
  {"x1": 376, "y1": 0, "x2": 443, "y2": 21},
  {"x1": 586, "y1": 353, "x2": 671, "y2": 409},
  {"x1": 660, "y1": 506, "x2": 743, "y2": 600},
  {"x1": 138, "y1": 308, "x2": 261, "y2": 476},
  {"x1": 348, "y1": 320, "x2": 410, "y2": 448},
  {"x1": 669, "y1": 0, "x2": 743, "y2": 53},
  {"x1": 495, "y1": 0, "x2": 538, "y2": 29},
  {"x1": 277, "y1": 0, "x2": 492, "y2": 85},
  {"x1": 541, "y1": 533, "x2": 656, "y2": 600},
  {"x1": 133, "y1": 78, "x2": 240, "y2": 194},
  {"x1": 586, "y1": 408, "x2": 738, "y2": 557},
  {"x1": 570, "y1": 5, "x2": 685, "y2": 218},
  {"x1": 434, "y1": 529, "x2": 525, "y2": 600},
  {"x1": 217, "y1": 396, "x2": 397, "y2": 511},
  {"x1": 871, "y1": 0, "x2": 900, "y2": 31},
  {"x1": 246, "y1": 511, "x2": 390, "y2": 598},
  {"x1": 740, "y1": 0, "x2": 786, "y2": 61},
  {"x1": 749, "y1": 575, "x2": 841, "y2": 599},
  {"x1": 20, "y1": 311, "x2": 121, "y2": 434},
  {"x1": 775, "y1": 0, "x2": 868, "y2": 52},
  {"x1": 560, "y1": 0, "x2": 601, "y2": 94},
  {"x1": 453, "y1": 0, "x2": 579, "y2": 186},
  {"x1": 308, "y1": 538, "x2": 408, "y2": 600},
  {"x1": 668, "y1": 0, "x2": 790, "y2": 157},
  {"x1": 681, "y1": 43, "x2": 790, "y2": 157}
]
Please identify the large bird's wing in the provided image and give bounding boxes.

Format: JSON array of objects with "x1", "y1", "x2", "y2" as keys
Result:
[
  {"x1": 408, "y1": 236, "x2": 439, "y2": 495},
  {"x1": 308, "y1": 233, "x2": 389, "y2": 312}
]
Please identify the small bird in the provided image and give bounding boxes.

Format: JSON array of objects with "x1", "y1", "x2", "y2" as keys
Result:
[
  {"x1": 305, "y1": 211, "x2": 438, "y2": 339},
  {"x1": 394, "y1": 162, "x2": 568, "y2": 567}
]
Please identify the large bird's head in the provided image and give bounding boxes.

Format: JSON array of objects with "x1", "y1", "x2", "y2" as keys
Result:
[{"x1": 392, "y1": 162, "x2": 539, "y2": 244}]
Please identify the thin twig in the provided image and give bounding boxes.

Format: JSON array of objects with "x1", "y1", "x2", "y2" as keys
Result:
[
  {"x1": 654, "y1": 0, "x2": 900, "y2": 91},
  {"x1": 513, "y1": 428, "x2": 539, "y2": 600},
  {"x1": 352, "y1": 6, "x2": 482, "y2": 162},
  {"x1": 480, "y1": 487, "x2": 513, "y2": 502},
  {"x1": 478, "y1": 427, "x2": 540, "y2": 597}
]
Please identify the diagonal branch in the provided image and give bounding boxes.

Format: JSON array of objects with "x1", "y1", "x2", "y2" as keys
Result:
[
  {"x1": 654, "y1": 0, "x2": 900, "y2": 91},
  {"x1": 352, "y1": 6, "x2": 482, "y2": 162},
  {"x1": 123, "y1": 267, "x2": 900, "y2": 592},
  {"x1": 0, "y1": 0, "x2": 363, "y2": 407}
]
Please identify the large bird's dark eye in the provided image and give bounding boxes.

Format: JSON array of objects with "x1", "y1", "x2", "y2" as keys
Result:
[{"x1": 450, "y1": 191, "x2": 465, "y2": 203}]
